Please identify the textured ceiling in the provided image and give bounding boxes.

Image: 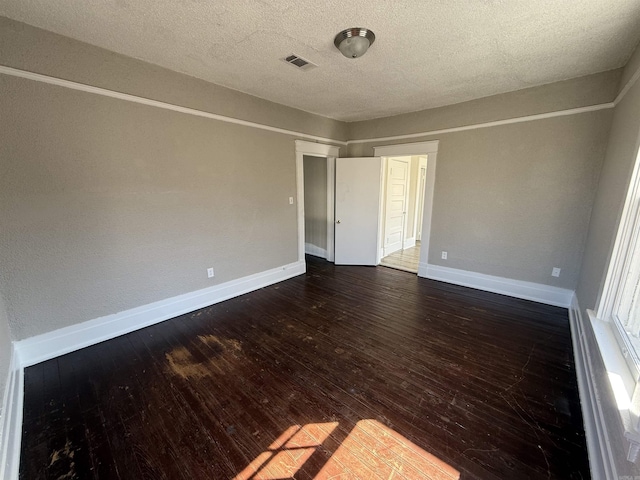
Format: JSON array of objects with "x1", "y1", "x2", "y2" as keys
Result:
[{"x1": 2, "y1": 1, "x2": 640, "y2": 121}]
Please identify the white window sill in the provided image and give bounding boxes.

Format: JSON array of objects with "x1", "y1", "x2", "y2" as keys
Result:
[{"x1": 588, "y1": 309, "x2": 640, "y2": 461}]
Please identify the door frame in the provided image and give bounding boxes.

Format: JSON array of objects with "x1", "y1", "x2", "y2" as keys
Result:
[
  {"x1": 414, "y1": 156, "x2": 428, "y2": 241},
  {"x1": 295, "y1": 140, "x2": 341, "y2": 264},
  {"x1": 382, "y1": 156, "x2": 412, "y2": 258},
  {"x1": 373, "y1": 141, "x2": 439, "y2": 277}
]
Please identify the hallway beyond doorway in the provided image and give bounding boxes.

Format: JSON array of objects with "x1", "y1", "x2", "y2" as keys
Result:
[{"x1": 380, "y1": 241, "x2": 420, "y2": 273}]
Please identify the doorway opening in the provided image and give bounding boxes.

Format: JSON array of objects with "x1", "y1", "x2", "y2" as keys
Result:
[
  {"x1": 303, "y1": 154, "x2": 329, "y2": 260},
  {"x1": 296, "y1": 140, "x2": 437, "y2": 278},
  {"x1": 373, "y1": 141, "x2": 439, "y2": 278},
  {"x1": 379, "y1": 155, "x2": 427, "y2": 273},
  {"x1": 294, "y1": 141, "x2": 340, "y2": 267}
]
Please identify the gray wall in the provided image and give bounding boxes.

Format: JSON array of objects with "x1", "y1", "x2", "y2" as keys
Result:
[
  {"x1": 349, "y1": 106, "x2": 613, "y2": 289},
  {"x1": 0, "y1": 15, "x2": 622, "y2": 339},
  {"x1": 303, "y1": 155, "x2": 328, "y2": 252},
  {"x1": 574, "y1": 42, "x2": 640, "y2": 477},
  {"x1": 1, "y1": 18, "x2": 637, "y2": 475},
  {"x1": 0, "y1": 17, "x2": 349, "y2": 143},
  {"x1": 620, "y1": 41, "x2": 640, "y2": 93},
  {"x1": 576, "y1": 49, "x2": 640, "y2": 312},
  {"x1": 0, "y1": 19, "x2": 345, "y2": 341},
  {"x1": 348, "y1": 69, "x2": 621, "y2": 141}
]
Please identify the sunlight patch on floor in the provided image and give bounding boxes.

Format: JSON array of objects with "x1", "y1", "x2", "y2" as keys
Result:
[{"x1": 234, "y1": 419, "x2": 460, "y2": 480}]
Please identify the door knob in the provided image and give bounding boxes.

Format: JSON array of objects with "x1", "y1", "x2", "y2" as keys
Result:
[{"x1": 336, "y1": 220, "x2": 341, "y2": 224}]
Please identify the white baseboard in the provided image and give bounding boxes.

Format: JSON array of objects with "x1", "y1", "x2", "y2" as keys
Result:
[
  {"x1": 0, "y1": 346, "x2": 23, "y2": 480},
  {"x1": 16, "y1": 260, "x2": 306, "y2": 367},
  {"x1": 403, "y1": 237, "x2": 416, "y2": 249},
  {"x1": 419, "y1": 263, "x2": 573, "y2": 307},
  {"x1": 418, "y1": 262, "x2": 428, "y2": 276},
  {"x1": 1, "y1": 260, "x2": 305, "y2": 479},
  {"x1": 304, "y1": 243, "x2": 327, "y2": 259},
  {"x1": 568, "y1": 294, "x2": 617, "y2": 480},
  {"x1": 382, "y1": 238, "x2": 415, "y2": 257}
]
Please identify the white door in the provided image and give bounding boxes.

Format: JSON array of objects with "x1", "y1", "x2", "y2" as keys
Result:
[
  {"x1": 334, "y1": 157, "x2": 382, "y2": 265},
  {"x1": 383, "y1": 158, "x2": 410, "y2": 256}
]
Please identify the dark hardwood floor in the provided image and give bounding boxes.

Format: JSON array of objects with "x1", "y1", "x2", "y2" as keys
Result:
[{"x1": 20, "y1": 256, "x2": 590, "y2": 479}]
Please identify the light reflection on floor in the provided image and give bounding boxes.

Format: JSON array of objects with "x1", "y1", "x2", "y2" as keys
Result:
[
  {"x1": 380, "y1": 243, "x2": 421, "y2": 274},
  {"x1": 233, "y1": 419, "x2": 460, "y2": 480}
]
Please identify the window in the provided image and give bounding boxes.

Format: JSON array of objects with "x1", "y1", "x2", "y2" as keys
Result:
[
  {"x1": 595, "y1": 144, "x2": 640, "y2": 462},
  {"x1": 611, "y1": 233, "x2": 640, "y2": 382},
  {"x1": 598, "y1": 142, "x2": 640, "y2": 375}
]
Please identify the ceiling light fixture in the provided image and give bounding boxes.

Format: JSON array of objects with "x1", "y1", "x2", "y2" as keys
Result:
[{"x1": 334, "y1": 28, "x2": 376, "y2": 59}]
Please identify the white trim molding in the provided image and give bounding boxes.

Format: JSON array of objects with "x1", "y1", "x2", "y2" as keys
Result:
[
  {"x1": 296, "y1": 140, "x2": 340, "y2": 264},
  {"x1": 349, "y1": 104, "x2": 614, "y2": 145},
  {"x1": 305, "y1": 243, "x2": 327, "y2": 259},
  {"x1": 375, "y1": 142, "x2": 438, "y2": 277},
  {"x1": 2, "y1": 260, "x2": 305, "y2": 479},
  {"x1": 614, "y1": 63, "x2": 640, "y2": 106},
  {"x1": 0, "y1": 65, "x2": 347, "y2": 146},
  {"x1": 350, "y1": 61, "x2": 640, "y2": 146},
  {"x1": 16, "y1": 260, "x2": 305, "y2": 367},
  {"x1": 569, "y1": 295, "x2": 618, "y2": 480},
  {"x1": 326, "y1": 157, "x2": 336, "y2": 262},
  {"x1": 0, "y1": 346, "x2": 23, "y2": 480},
  {"x1": 596, "y1": 136, "x2": 640, "y2": 320},
  {"x1": 373, "y1": 140, "x2": 440, "y2": 157},
  {"x1": 5, "y1": 63, "x2": 639, "y2": 150},
  {"x1": 585, "y1": 304, "x2": 640, "y2": 470},
  {"x1": 349, "y1": 59, "x2": 640, "y2": 146},
  {"x1": 295, "y1": 140, "x2": 340, "y2": 158},
  {"x1": 420, "y1": 263, "x2": 573, "y2": 307},
  {"x1": 403, "y1": 237, "x2": 416, "y2": 249}
]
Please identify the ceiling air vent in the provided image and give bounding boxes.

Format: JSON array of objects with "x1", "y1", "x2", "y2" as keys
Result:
[{"x1": 283, "y1": 54, "x2": 317, "y2": 71}]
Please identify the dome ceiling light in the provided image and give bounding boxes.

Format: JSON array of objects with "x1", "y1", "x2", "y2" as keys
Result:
[{"x1": 334, "y1": 28, "x2": 376, "y2": 59}]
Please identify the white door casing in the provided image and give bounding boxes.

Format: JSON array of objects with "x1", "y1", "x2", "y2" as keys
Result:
[
  {"x1": 295, "y1": 140, "x2": 340, "y2": 264},
  {"x1": 415, "y1": 158, "x2": 428, "y2": 241},
  {"x1": 383, "y1": 157, "x2": 410, "y2": 256},
  {"x1": 373, "y1": 141, "x2": 439, "y2": 277},
  {"x1": 334, "y1": 157, "x2": 383, "y2": 265}
]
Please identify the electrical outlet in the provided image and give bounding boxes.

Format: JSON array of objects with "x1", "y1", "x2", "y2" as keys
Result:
[
  {"x1": 207, "y1": 267, "x2": 214, "y2": 278},
  {"x1": 441, "y1": 251, "x2": 448, "y2": 260},
  {"x1": 552, "y1": 267, "x2": 561, "y2": 277},
  {"x1": 289, "y1": 196, "x2": 294, "y2": 205}
]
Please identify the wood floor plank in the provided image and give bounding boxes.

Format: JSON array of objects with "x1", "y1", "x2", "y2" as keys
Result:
[{"x1": 20, "y1": 256, "x2": 589, "y2": 479}]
